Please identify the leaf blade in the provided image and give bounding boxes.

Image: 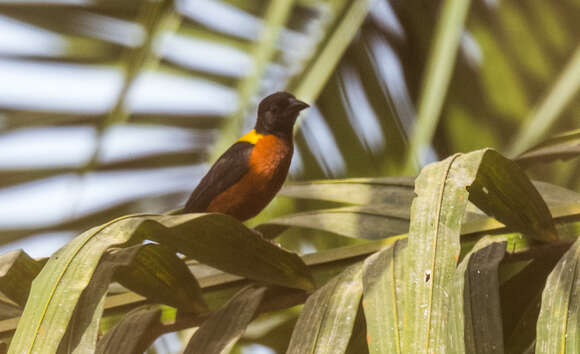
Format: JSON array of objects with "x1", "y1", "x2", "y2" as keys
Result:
[
  {"x1": 260, "y1": 204, "x2": 410, "y2": 240},
  {"x1": 508, "y1": 45, "x2": 580, "y2": 155},
  {"x1": 287, "y1": 263, "x2": 363, "y2": 354},
  {"x1": 448, "y1": 236, "x2": 507, "y2": 353},
  {"x1": 516, "y1": 128, "x2": 580, "y2": 167},
  {"x1": 403, "y1": 148, "x2": 555, "y2": 352},
  {"x1": 362, "y1": 239, "x2": 407, "y2": 354},
  {"x1": 536, "y1": 238, "x2": 580, "y2": 353},
  {"x1": 114, "y1": 243, "x2": 207, "y2": 313},
  {"x1": 0, "y1": 250, "x2": 43, "y2": 307},
  {"x1": 404, "y1": 0, "x2": 473, "y2": 170},
  {"x1": 280, "y1": 177, "x2": 415, "y2": 206},
  {"x1": 8, "y1": 213, "x2": 313, "y2": 353},
  {"x1": 96, "y1": 305, "x2": 163, "y2": 354},
  {"x1": 183, "y1": 285, "x2": 267, "y2": 354}
]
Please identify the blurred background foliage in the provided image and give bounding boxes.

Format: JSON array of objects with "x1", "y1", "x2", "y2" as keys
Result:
[{"x1": 0, "y1": 0, "x2": 578, "y2": 351}]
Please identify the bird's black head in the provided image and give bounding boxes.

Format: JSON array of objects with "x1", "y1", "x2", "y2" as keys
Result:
[{"x1": 255, "y1": 92, "x2": 309, "y2": 137}]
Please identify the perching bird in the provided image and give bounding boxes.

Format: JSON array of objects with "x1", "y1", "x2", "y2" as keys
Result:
[{"x1": 182, "y1": 92, "x2": 309, "y2": 221}]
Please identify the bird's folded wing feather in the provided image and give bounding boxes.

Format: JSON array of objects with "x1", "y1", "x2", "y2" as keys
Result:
[{"x1": 183, "y1": 141, "x2": 253, "y2": 213}]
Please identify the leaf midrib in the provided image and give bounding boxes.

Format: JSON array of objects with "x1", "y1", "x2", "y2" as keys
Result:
[{"x1": 24, "y1": 213, "x2": 155, "y2": 353}]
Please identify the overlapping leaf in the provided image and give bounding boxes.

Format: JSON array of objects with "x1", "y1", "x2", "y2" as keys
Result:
[
  {"x1": 113, "y1": 243, "x2": 207, "y2": 313},
  {"x1": 448, "y1": 236, "x2": 506, "y2": 353},
  {"x1": 96, "y1": 305, "x2": 163, "y2": 354},
  {"x1": 0, "y1": 250, "x2": 43, "y2": 307},
  {"x1": 403, "y1": 148, "x2": 555, "y2": 353},
  {"x1": 362, "y1": 239, "x2": 407, "y2": 354},
  {"x1": 8, "y1": 213, "x2": 313, "y2": 354},
  {"x1": 502, "y1": 252, "x2": 566, "y2": 352},
  {"x1": 287, "y1": 263, "x2": 363, "y2": 354},
  {"x1": 279, "y1": 177, "x2": 415, "y2": 206},
  {"x1": 517, "y1": 128, "x2": 580, "y2": 167},
  {"x1": 260, "y1": 204, "x2": 409, "y2": 240},
  {"x1": 536, "y1": 238, "x2": 580, "y2": 353},
  {"x1": 183, "y1": 285, "x2": 267, "y2": 354}
]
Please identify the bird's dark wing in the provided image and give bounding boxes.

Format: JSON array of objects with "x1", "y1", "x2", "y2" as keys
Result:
[{"x1": 183, "y1": 141, "x2": 253, "y2": 213}]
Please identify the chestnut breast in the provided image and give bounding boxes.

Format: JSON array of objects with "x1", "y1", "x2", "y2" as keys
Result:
[{"x1": 206, "y1": 134, "x2": 293, "y2": 221}]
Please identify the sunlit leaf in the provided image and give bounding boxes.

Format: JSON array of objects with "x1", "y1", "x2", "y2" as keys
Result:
[
  {"x1": 403, "y1": 153, "x2": 464, "y2": 353},
  {"x1": 1, "y1": 0, "x2": 580, "y2": 351},
  {"x1": 280, "y1": 177, "x2": 415, "y2": 206},
  {"x1": 536, "y1": 237, "x2": 580, "y2": 352},
  {"x1": 362, "y1": 239, "x2": 407, "y2": 354},
  {"x1": 287, "y1": 263, "x2": 363, "y2": 354},
  {"x1": 403, "y1": 148, "x2": 555, "y2": 353},
  {"x1": 8, "y1": 213, "x2": 313, "y2": 353},
  {"x1": 509, "y1": 45, "x2": 580, "y2": 155},
  {"x1": 259, "y1": 204, "x2": 409, "y2": 240},
  {"x1": 55, "y1": 245, "x2": 148, "y2": 354},
  {"x1": 404, "y1": 0, "x2": 473, "y2": 170}
]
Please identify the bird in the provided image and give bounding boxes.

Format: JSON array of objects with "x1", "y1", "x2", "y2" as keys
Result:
[{"x1": 182, "y1": 91, "x2": 309, "y2": 221}]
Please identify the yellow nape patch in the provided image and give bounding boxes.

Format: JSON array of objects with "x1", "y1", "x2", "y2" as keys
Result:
[{"x1": 238, "y1": 129, "x2": 264, "y2": 145}]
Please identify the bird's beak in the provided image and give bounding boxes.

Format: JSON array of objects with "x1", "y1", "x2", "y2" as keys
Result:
[{"x1": 288, "y1": 98, "x2": 310, "y2": 113}]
